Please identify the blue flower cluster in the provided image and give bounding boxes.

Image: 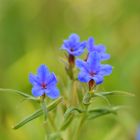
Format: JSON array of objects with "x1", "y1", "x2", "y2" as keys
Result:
[
  {"x1": 29, "y1": 33, "x2": 112, "y2": 98},
  {"x1": 62, "y1": 33, "x2": 112, "y2": 88}
]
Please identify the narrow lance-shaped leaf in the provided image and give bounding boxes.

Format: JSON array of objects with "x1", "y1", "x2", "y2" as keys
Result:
[
  {"x1": 92, "y1": 93, "x2": 111, "y2": 106},
  {"x1": 13, "y1": 97, "x2": 63, "y2": 129},
  {"x1": 13, "y1": 109, "x2": 42, "y2": 129},
  {"x1": 0, "y1": 88, "x2": 37, "y2": 101},
  {"x1": 87, "y1": 106, "x2": 127, "y2": 120},
  {"x1": 94, "y1": 91, "x2": 134, "y2": 97},
  {"x1": 87, "y1": 108, "x2": 115, "y2": 120}
]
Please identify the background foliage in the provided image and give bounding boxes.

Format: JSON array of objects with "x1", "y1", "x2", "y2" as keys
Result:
[{"x1": 0, "y1": 0, "x2": 139, "y2": 139}]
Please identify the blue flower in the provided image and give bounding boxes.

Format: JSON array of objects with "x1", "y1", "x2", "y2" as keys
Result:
[
  {"x1": 76, "y1": 52, "x2": 112, "y2": 85},
  {"x1": 87, "y1": 37, "x2": 110, "y2": 61},
  {"x1": 136, "y1": 125, "x2": 140, "y2": 140},
  {"x1": 29, "y1": 64, "x2": 60, "y2": 99},
  {"x1": 61, "y1": 33, "x2": 86, "y2": 56}
]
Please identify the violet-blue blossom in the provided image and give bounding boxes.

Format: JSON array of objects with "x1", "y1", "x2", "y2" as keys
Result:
[
  {"x1": 29, "y1": 64, "x2": 60, "y2": 99},
  {"x1": 87, "y1": 37, "x2": 110, "y2": 61},
  {"x1": 61, "y1": 33, "x2": 86, "y2": 56},
  {"x1": 76, "y1": 52, "x2": 112, "y2": 85},
  {"x1": 136, "y1": 125, "x2": 140, "y2": 140}
]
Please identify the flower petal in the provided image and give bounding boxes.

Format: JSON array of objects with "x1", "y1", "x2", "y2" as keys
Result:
[
  {"x1": 45, "y1": 87, "x2": 60, "y2": 99},
  {"x1": 62, "y1": 40, "x2": 71, "y2": 50},
  {"x1": 136, "y1": 126, "x2": 140, "y2": 140},
  {"x1": 61, "y1": 45, "x2": 73, "y2": 54},
  {"x1": 46, "y1": 73, "x2": 58, "y2": 88},
  {"x1": 74, "y1": 41, "x2": 86, "y2": 51},
  {"x1": 92, "y1": 75, "x2": 104, "y2": 85},
  {"x1": 29, "y1": 73, "x2": 41, "y2": 86},
  {"x1": 61, "y1": 43, "x2": 83, "y2": 56},
  {"x1": 32, "y1": 87, "x2": 44, "y2": 97},
  {"x1": 94, "y1": 44, "x2": 106, "y2": 53},
  {"x1": 69, "y1": 33, "x2": 80, "y2": 43},
  {"x1": 70, "y1": 49, "x2": 84, "y2": 56},
  {"x1": 100, "y1": 53, "x2": 110, "y2": 60},
  {"x1": 61, "y1": 34, "x2": 85, "y2": 56},
  {"x1": 76, "y1": 59, "x2": 89, "y2": 72},
  {"x1": 99, "y1": 64, "x2": 112, "y2": 76},
  {"x1": 87, "y1": 52, "x2": 100, "y2": 72},
  {"x1": 37, "y1": 64, "x2": 50, "y2": 83},
  {"x1": 78, "y1": 71, "x2": 90, "y2": 82},
  {"x1": 87, "y1": 37, "x2": 95, "y2": 51},
  {"x1": 79, "y1": 41, "x2": 87, "y2": 50}
]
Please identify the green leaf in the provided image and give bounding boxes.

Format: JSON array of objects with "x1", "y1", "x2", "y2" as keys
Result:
[
  {"x1": 87, "y1": 108, "x2": 114, "y2": 120},
  {"x1": 47, "y1": 97, "x2": 63, "y2": 111},
  {"x1": 87, "y1": 106, "x2": 126, "y2": 120},
  {"x1": 92, "y1": 93, "x2": 111, "y2": 106},
  {"x1": 13, "y1": 109, "x2": 42, "y2": 129},
  {"x1": 94, "y1": 91, "x2": 134, "y2": 97},
  {"x1": 13, "y1": 97, "x2": 63, "y2": 129},
  {"x1": 0, "y1": 88, "x2": 37, "y2": 101}
]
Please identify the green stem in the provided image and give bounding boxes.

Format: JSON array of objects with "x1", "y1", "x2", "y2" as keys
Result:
[
  {"x1": 73, "y1": 104, "x2": 89, "y2": 140},
  {"x1": 48, "y1": 114, "x2": 57, "y2": 131},
  {"x1": 41, "y1": 95, "x2": 48, "y2": 121},
  {"x1": 40, "y1": 95, "x2": 50, "y2": 140},
  {"x1": 74, "y1": 115, "x2": 86, "y2": 140},
  {"x1": 71, "y1": 81, "x2": 78, "y2": 106}
]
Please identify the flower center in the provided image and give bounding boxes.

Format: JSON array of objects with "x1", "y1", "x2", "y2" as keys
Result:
[
  {"x1": 41, "y1": 83, "x2": 47, "y2": 89},
  {"x1": 70, "y1": 48, "x2": 74, "y2": 52},
  {"x1": 90, "y1": 71, "x2": 96, "y2": 76}
]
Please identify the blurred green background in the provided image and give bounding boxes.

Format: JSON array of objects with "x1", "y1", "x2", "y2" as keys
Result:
[{"x1": 0, "y1": 0, "x2": 140, "y2": 139}]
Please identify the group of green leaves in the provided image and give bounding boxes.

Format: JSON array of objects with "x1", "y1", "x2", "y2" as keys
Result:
[{"x1": 0, "y1": 88, "x2": 134, "y2": 131}]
